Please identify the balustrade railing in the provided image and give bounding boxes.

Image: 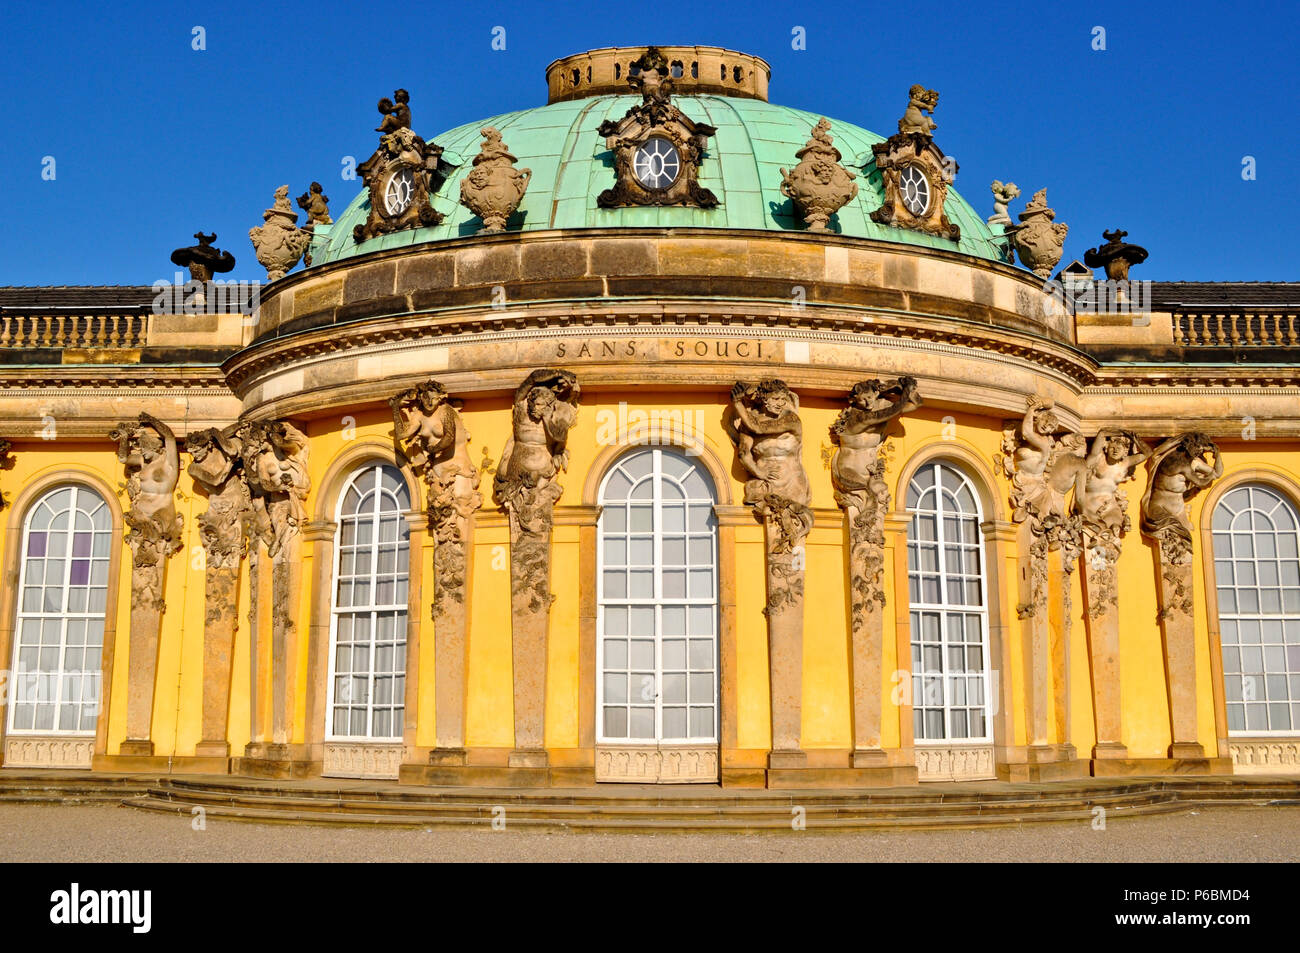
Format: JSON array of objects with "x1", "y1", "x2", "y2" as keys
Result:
[{"x1": 1175, "y1": 310, "x2": 1300, "y2": 347}]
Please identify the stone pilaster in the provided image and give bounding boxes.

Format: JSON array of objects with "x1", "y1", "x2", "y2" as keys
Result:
[{"x1": 1082, "y1": 537, "x2": 1127, "y2": 760}]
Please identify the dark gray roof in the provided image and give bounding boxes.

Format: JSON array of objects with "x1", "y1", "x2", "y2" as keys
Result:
[
  {"x1": 0, "y1": 286, "x2": 158, "y2": 310},
  {"x1": 1149, "y1": 282, "x2": 1300, "y2": 309}
]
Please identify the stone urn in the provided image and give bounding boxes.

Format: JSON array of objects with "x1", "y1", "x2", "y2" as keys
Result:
[
  {"x1": 779, "y1": 118, "x2": 858, "y2": 231},
  {"x1": 1007, "y1": 188, "x2": 1069, "y2": 279},
  {"x1": 459, "y1": 128, "x2": 532, "y2": 233},
  {"x1": 249, "y1": 185, "x2": 313, "y2": 282}
]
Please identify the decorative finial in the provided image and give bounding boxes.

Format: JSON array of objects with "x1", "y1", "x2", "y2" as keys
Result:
[
  {"x1": 460, "y1": 127, "x2": 532, "y2": 233},
  {"x1": 1007, "y1": 188, "x2": 1069, "y2": 278},
  {"x1": 1084, "y1": 229, "x2": 1149, "y2": 281},
  {"x1": 249, "y1": 185, "x2": 312, "y2": 281},
  {"x1": 169, "y1": 232, "x2": 236, "y2": 283},
  {"x1": 779, "y1": 118, "x2": 858, "y2": 231}
]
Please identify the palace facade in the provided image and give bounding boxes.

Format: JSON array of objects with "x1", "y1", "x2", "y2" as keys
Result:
[{"x1": 1, "y1": 46, "x2": 1298, "y2": 787}]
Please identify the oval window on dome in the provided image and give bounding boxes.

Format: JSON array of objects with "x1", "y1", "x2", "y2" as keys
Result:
[
  {"x1": 384, "y1": 168, "x2": 415, "y2": 215},
  {"x1": 633, "y1": 138, "x2": 681, "y2": 190},
  {"x1": 900, "y1": 164, "x2": 931, "y2": 217}
]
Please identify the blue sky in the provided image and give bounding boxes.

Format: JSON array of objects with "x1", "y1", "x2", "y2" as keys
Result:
[{"x1": 1, "y1": 0, "x2": 1296, "y2": 284}]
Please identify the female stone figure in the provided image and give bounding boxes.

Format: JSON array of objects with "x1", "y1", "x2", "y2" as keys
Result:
[
  {"x1": 238, "y1": 419, "x2": 311, "y2": 556},
  {"x1": 725, "y1": 379, "x2": 813, "y2": 551},
  {"x1": 110, "y1": 412, "x2": 184, "y2": 556},
  {"x1": 1075, "y1": 429, "x2": 1152, "y2": 539},
  {"x1": 1141, "y1": 433, "x2": 1223, "y2": 559},
  {"x1": 493, "y1": 369, "x2": 580, "y2": 537},
  {"x1": 830, "y1": 376, "x2": 921, "y2": 519}
]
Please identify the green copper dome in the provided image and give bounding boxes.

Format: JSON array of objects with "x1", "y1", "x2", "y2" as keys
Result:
[{"x1": 308, "y1": 94, "x2": 1009, "y2": 267}]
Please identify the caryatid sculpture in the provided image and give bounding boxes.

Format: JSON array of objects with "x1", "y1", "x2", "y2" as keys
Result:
[
  {"x1": 726, "y1": 379, "x2": 814, "y2": 609},
  {"x1": 109, "y1": 412, "x2": 184, "y2": 611},
  {"x1": 236, "y1": 418, "x2": 311, "y2": 558},
  {"x1": 1001, "y1": 397, "x2": 1087, "y2": 540},
  {"x1": 727, "y1": 378, "x2": 813, "y2": 766},
  {"x1": 1076, "y1": 430, "x2": 1152, "y2": 542},
  {"x1": 493, "y1": 369, "x2": 580, "y2": 767},
  {"x1": 830, "y1": 377, "x2": 922, "y2": 607},
  {"x1": 109, "y1": 412, "x2": 184, "y2": 756},
  {"x1": 185, "y1": 425, "x2": 250, "y2": 573},
  {"x1": 391, "y1": 379, "x2": 482, "y2": 603},
  {"x1": 1141, "y1": 433, "x2": 1223, "y2": 569},
  {"x1": 831, "y1": 377, "x2": 922, "y2": 767}
]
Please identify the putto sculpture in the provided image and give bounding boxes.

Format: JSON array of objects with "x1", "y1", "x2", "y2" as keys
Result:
[
  {"x1": 1084, "y1": 229, "x2": 1149, "y2": 281},
  {"x1": 987, "y1": 180, "x2": 1020, "y2": 226},
  {"x1": 249, "y1": 186, "x2": 313, "y2": 281},
  {"x1": 870, "y1": 84, "x2": 960, "y2": 241},
  {"x1": 1008, "y1": 188, "x2": 1069, "y2": 278},
  {"x1": 459, "y1": 127, "x2": 532, "y2": 233},
  {"x1": 296, "y1": 182, "x2": 332, "y2": 225},
  {"x1": 170, "y1": 232, "x2": 236, "y2": 284},
  {"x1": 780, "y1": 118, "x2": 859, "y2": 231},
  {"x1": 353, "y1": 88, "x2": 450, "y2": 243},
  {"x1": 597, "y1": 46, "x2": 718, "y2": 209},
  {"x1": 831, "y1": 377, "x2": 922, "y2": 607},
  {"x1": 109, "y1": 413, "x2": 184, "y2": 610},
  {"x1": 897, "y1": 84, "x2": 939, "y2": 136},
  {"x1": 391, "y1": 378, "x2": 482, "y2": 603}
]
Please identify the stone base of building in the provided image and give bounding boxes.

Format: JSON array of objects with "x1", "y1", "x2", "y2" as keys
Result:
[
  {"x1": 998, "y1": 744, "x2": 1091, "y2": 782},
  {"x1": 233, "y1": 743, "x2": 321, "y2": 780},
  {"x1": 92, "y1": 754, "x2": 232, "y2": 774},
  {"x1": 1090, "y1": 756, "x2": 1234, "y2": 777},
  {"x1": 398, "y1": 763, "x2": 593, "y2": 787}
]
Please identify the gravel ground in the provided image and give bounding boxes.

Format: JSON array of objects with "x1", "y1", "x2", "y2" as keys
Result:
[{"x1": 0, "y1": 803, "x2": 1297, "y2": 861}]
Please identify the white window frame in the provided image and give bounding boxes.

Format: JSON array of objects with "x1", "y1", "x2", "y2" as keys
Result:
[
  {"x1": 596, "y1": 447, "x2": 719, "y2": 745},
  {"x1": 906, "y1": 461, "x2": 993, "y2": 745},
  {"x1": 1212, "y1": 483, "x2": 1300, "y2": 737},
  {"x1": 323, "y1": 464, "x2": 411, "y2": 742},
  {"x1": 6, "y1": 484, "x2": 110, "y2": 737}
]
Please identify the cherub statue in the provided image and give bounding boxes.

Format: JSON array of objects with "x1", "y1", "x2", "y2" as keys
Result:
[
  {"x1": 1074, "y1": 429, "x2": 1152, "y2": 539},
  {"x1": 376, "y1": 88, "x2": 411, "y2": 134},
  {"x1": 109, "y1": 412, "x2": 184, "y2": 559},
  {"x1": 898, "y1": 85, "x2": 939, "y2": 136},
  {"x1": 1141, "y1": 433, "x2": 1223, "y2": 557},
  {"x1": 493, "y1": 370, "x2": 581, "y2": 536},
  {"x1": 988, "y1": 180, "x2": 1020, "y2": 226},
  {"x1": 726, "y1": 379, "x2": 814, "y2": 551},
  {"x1": 296, "y1": 182, "x2": 332, "y2": 225},
  {"x1": 830, "y1": 377, "x2": 921, "y2": 521},
  {"x1": 629, "y1": 46, "x2": 673, "y2": 106}
]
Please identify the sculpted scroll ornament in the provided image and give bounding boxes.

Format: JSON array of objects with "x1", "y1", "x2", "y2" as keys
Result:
[
  {"x1": 726, "y1": 379, "x2": 814, "y2": 614},
  {"x1": 830, "y1": 377, "x2": 922, "y2": 609},
  {"x1": 493, "y1": 370, "x2": 581, "y2": 612},
  {"x1": 236, "y1": 419, "x2": 310, "y2": 558},
  {"x1": 1074, "y1": 430, "x2": 1152, "y2": 617},
  {"x1": 780, "y1": 118, "x2": 859, "y2": 231},
  {"x1": 459, "y1": 127, "x2": 532, "y2": 234},
  {"x1": 1141, "y1": 433, "x2": 1223, "y2": 616},
  {"x1": 109, "y1": 413, "x2": 184, "y2": 612},
  {"x1": 391, "y1": 379, "x2": 483, "y2": 605}
]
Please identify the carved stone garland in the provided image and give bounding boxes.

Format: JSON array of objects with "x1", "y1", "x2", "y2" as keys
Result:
[
  {"x1": 234, "y1": 418, "x2": 310, "y2": 755},
  {"x1": 830, "y1": 377, "x2": 921, "y2": 766},
  {"x1": 108, "y1": 413, "x2": 184, "y2": 756},
  {"x1": 353, "y1": 89, "x2": 450, "y2": 244},
  {"x1": 391, "y1": 379, "x2": 483, "y2": 763},
  {"x1": 596, "y1": 46, "x2": 719, "y2": 209},
  {"x1": 1140, "y1": 432, "x2": 1222, "y2": 760},
  {"x1": 997, "y1": 397, "x2": 1087, "y2": 755},
  {"x1": 185, "y1": 425, "x2": 252, "y2": 759},
  {"x1": 1073, "y1": 429, "x2": 1152, "y2": 760},
  {"x1": 869, "y1": 85, "x2": 960, "y2": 241},
  {"x1": 726, "y1": 379, "x2": 814, "y2": 769},
  {"x1": 492, "y1": 370, "x2": 580, "y2": 768}
]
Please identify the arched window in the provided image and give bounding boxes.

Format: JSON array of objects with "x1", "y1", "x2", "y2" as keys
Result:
[
  {"x1": 906, "y1": 461, "x2": 991, "y2": 742},
  {"x1": 1212, "y1": 484, "x2": 1300, "y2": 734},
  {"x1": 7, "y1": 485, "x2": 112, "y2": 736},
  {"x1": 325, "y1": 464, "x2": 411, "y2": 740},
  {"x1": 597, "y1": 448, "x2": 719, "y2": 745}
]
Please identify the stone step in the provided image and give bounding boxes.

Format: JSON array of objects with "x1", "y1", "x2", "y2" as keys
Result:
[{"x1": 126, "y1": 794, "x2": 1202, "y2": 832}]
